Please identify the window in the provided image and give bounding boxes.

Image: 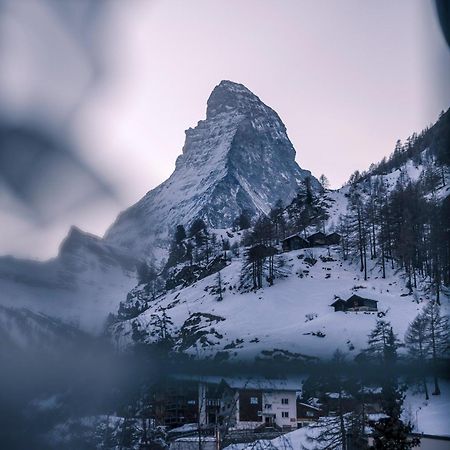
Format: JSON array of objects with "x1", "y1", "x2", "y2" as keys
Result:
[
  {"x1": 281, "y1": 398, "x2": 289, "y2": 405},
  {"x1": 282, "y1": 411, "x2": 289, "y2": 418},
  {"x1": 306, "y1": 411, "x2": 314, "y2": 417},
  {"x1": 187, "y1": 400, "x2": 196, "y2": 405},
  {"x1": 264, "y1": 404, "x2": 272, "y2": 409},
  {"x1": 250, "y1": 397, "x2": 258, "y2": 405}
]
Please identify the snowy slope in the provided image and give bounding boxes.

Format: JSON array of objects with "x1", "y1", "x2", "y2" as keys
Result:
[
  {"x1": 111, "y1": 144, "x2": 450, "y2": 356},
  {"x1": 105, "y1": 80, "x2": 319, "y2": 257},
  {"x1": 110, "y1": 244, "x2": 447, "y2": 360},
  {"x1": 224, "y1": 426, "x2": 316, "y2": 450},
  {"x1": 403, "y1": 380, "x2": 450, "y2": 437}
]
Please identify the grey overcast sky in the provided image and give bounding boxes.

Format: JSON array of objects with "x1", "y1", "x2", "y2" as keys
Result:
[{"x1": 0, "y1": 0, "x2": 449, "y2": 259}]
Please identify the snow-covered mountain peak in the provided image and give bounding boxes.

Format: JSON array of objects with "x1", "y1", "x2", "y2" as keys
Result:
[
  {"x1": 105, "y1": 81, "x2": 319, "y2": 256},
  {"x1": 58, "y1": 226, "x2": 100, "y2": 256},
  {"x1": 206, "y1": 80, "x2": 266, "y2": 119}
]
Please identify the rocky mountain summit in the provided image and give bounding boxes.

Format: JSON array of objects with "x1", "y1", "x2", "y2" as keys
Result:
[{"x1": 105, "y1": 80, "x2": 319, "y2": 255}]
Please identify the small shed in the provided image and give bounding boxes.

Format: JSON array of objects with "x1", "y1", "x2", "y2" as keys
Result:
[
  {"x1": 307, "y1": 232, "x2": 327, "y2": 247},
  {"x1": 282, "y1": 234, "x2": 309, "y2": 252},
  {"x1": 325, "y1": 232, "x2": 341, "y2": 245}
]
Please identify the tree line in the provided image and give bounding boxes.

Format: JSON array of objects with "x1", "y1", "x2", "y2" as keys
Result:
[
  {"x1": 339, "y1": 170, "x2": 450, "y2": 300},
  {"x1": 347, "y1": 108, "x2": 449, "y2": 185}
]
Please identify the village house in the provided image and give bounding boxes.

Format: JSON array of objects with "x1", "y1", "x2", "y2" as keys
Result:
[
  {"x1": 151, "y1": 379, "x2": 222, "y2": 429},
  {"x1": 330, "y1": 294, "x2": 378, "y2": 312},
  {"x1": 321, "y1": 392, "x2": 358, "y2": 416},
  {"x1": 296, "y1": 402, "x2": 324, "y2": 428},
  {"x1": 166, "y1": 376, "x2": 302, "y2": 431},
  {"x1": 152, "y1": 381, "x2": 198, "y2": 428},
  {"x1": 218, "y1": 378, "x2": 299, "y2": 431},
  {"x1": 322, "y1": 388, "x2": 384, "y2": 418},
  {"x1": 281, "y1": 234, "x2": 310, "y2": 252},
  {"x1": 361, "y1": 386, "x2": 384, "y2": 414}
]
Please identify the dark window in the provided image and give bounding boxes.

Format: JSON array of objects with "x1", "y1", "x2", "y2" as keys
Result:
[
  {"x1": 281, "y1": 398, "x2": 289, "y2": 404},
  {"x1": 282, "y1": 411, "x2": 289, "y2": 418}
]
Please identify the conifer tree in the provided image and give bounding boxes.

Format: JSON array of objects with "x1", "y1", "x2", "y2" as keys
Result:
[
  {"x1": 149, "y1": 309, "x2": 174, "y2": 352},
  {"x1": 269, "y1": 199, "x2": 285, "y2": 242},
  {"x1": 236, "y1": 211, "x2": 251, "y2": 230},
  {"x1": 365, "y1": 322, "x2": 418, "y2": 449},
  {"x1": 216, "y1": 271, "x2": 223, "y2": 301},
  {"x1": 365, "y1": 320, "x2": 400, "y2": 363},
  {"x1": 348, "y1": 189, "x2": 368, "y2": 280},
  {"x1": 421, "y1": 301, "x2": 449, "y2": 395},
  {"x1": 175, "y1": 224, "x2": 187, "y2": 243},
  {"x1": 319, "y1": 173, "x2": 330, "y2": 189},
  {"x1": 405, "y1": 313, "x2": 430, "y2": 399},
  {"x1": 305, "y1": 351, "x2": 368, "y2": 449}
]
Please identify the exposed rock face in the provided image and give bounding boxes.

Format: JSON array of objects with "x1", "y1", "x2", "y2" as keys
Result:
[{"x1": 105, "y1": 80, "x2": 319, "y2": 255}]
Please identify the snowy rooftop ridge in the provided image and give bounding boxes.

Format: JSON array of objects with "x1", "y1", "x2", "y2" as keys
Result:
[{"x1": 173, "y1": 374, "x2": 305, "y2": 391}]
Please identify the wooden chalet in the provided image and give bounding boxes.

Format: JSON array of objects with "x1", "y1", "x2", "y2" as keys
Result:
[
  {"x1": 330, "y1": 299, "x2": 347, "y2": 312},
  {"x1": 346, "y1": 294, "x2": 378, "y2": 311},
  {"x1": 331, "y1": 294, "x2": 378, "y2": 312},
  {"x1": 307, "y1": 232, "x2": 327, "y2": 246},
  {"x1": 281, "y1": 234, "x2": 309, "y2": 252},
  {"x1": 325, "y1": 232, "x2": 341, "y2": 245}
]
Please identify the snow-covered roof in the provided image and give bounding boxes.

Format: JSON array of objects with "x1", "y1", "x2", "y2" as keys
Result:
[
  {"x1": 325, "y1": 392, "x2": 352, "y2": 399},
  {"x1": 361, "y1": 386, "x2": 382, "y2": 395},
  {"x1": 367, "y1": 413, "x2": 389, "y2": 421},
  {"x1": 176, "y1": 436, "x2": 216, "y2": 442},
  {"x1": 173, "y1": 374, "x2": 304, "y2": 391},
  {"x1": 298, "y1": 402, "x2": 322, "y2": 411},
  {"x1": 282, "y1": 233, "x2": 307, "y2": 241}
]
